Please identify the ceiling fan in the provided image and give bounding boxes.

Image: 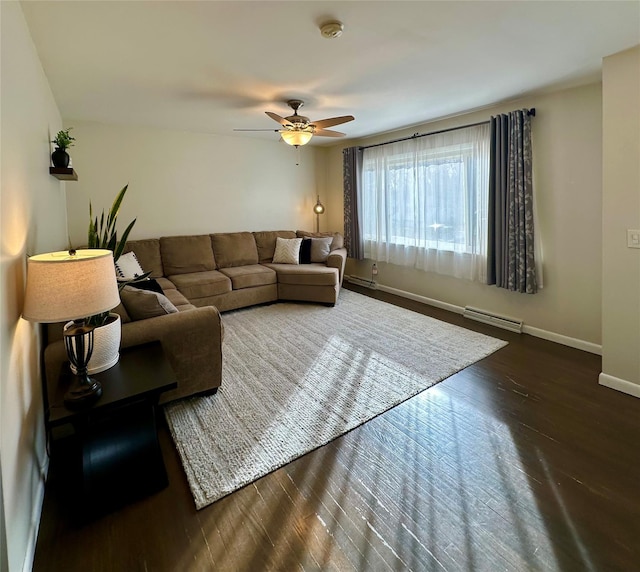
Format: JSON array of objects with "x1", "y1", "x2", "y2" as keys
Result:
[{"x1": 234, "y1": 99, "x2": 355, "y2": 146}]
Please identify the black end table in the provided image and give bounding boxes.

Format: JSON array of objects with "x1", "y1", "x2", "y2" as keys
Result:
[{"x1": 47, "y1": 341, "x2": 177, "y2": 515}]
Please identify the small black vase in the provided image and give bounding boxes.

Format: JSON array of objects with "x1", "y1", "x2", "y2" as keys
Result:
[{"x1": 51, "y1": 147, "x2": 70, "y2": 168}]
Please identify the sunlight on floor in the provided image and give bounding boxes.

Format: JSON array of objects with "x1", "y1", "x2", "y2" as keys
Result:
[{"x1": 311, "y1": 385, "x2": 574, "y2": 571}]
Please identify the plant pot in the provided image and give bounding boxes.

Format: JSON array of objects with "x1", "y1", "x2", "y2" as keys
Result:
[
  {"x1": 65, "y1": 313, "x2": 121, "y2": 375},
  {"x1": 51, "y1": 147, "x2": 70, "y2": 168}
]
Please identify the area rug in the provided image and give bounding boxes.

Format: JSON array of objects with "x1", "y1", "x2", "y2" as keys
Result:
[{"x1": 164, "y1": 289, "x2": 507, "y2": 509}]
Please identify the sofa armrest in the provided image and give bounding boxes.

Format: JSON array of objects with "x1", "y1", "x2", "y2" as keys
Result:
[
  {"x1": 44, "y1": 306, "x2": 223, "y2": 406},
  {"x1": 327, "y1": 248, "x2": 347, "y2": 285},
  {"x1": 122, "y1": 306, "x2": 223, "y2": 403}
]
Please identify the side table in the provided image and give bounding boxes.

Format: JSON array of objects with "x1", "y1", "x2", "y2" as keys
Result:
[{"x1": 46, "y1": 341, "x2": 177, "y2": 515}]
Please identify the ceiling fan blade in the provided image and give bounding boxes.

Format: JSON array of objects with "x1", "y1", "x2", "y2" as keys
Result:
[
  {"x1": 233, "y1": 129, "x2": 280, "y2": 132},
  {"x1": 266, "y1": 112, "x2": 293, "y2": 127},
  {"x1": 314, "y1": 128, "x2": 346, "y2": 137},
  {"x1": 311, "y1": 115, "x2": 355, "y2": 129}
]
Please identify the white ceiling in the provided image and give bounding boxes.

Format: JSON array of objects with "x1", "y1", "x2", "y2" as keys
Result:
[{"x1": 21, "y1": 1, "x2": 640, "y2": 145}]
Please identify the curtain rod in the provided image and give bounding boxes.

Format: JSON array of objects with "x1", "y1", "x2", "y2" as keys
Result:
[{"x1": 359, "y1": 108, "x2": 536, "y2": 151}]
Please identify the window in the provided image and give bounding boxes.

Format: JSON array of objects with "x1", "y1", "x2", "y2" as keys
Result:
[{"x1": 361, "y1": 123, "x2": 490, "y2": 282}]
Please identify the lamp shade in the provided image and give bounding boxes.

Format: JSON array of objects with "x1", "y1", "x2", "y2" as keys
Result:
[
  {"x1": 281, "y1": 130, "x2": 313, "y2": 146},
  {"x1": 23, "y1": 249, "x2": 120, "y2": 323}
]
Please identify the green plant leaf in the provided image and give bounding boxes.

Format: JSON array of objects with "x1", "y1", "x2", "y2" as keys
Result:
[
  {"x1": 113, "y1": 218, "x2": 136, "y2": 261},
  {"x1": 86, "y1": 311, "x2": 109, "y2": 328},
  {"x1": 88, "y1": 203, "x2": 98, "y2": 248},
  {"x1": 85, "y1": 183, "x2": 135, "y2": 321},
  {"x1": 106, "y1": 233, "x2": 117, "y2": 253},
  {"x1": 107, "y1": 184, "x2": 128, "y2": 229},
  {"x1": 100, "y1": 210, "x2": 111, "y2": 248},
  {"x1": 51, "y1": 127, "x2": 75, "y2": 150}
]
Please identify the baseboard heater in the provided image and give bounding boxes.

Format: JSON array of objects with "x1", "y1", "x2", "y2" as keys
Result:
[
  {"x1": 345, "y1": 275, "x2": 377, "y2": 289},
  {"x1": 463, "y1": 306, "x2": 523, "y2": 333}
]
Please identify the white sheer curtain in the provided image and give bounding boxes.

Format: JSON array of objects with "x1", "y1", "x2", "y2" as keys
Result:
[{"x1": 362, "y1": 123, "x2": 490, "y2": 282}]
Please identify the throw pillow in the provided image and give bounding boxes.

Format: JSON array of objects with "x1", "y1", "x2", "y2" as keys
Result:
[
  {"x1": 296, "y1": 231, "x2": 344, "y2": 252},
  {"x1": 114, "y1": 251, "x2": 145, "y2": 280},
  {"x1": 310, "y1": 237, "x2": 333, "y2": 263},
  {"x1": 119, "y1": 285, "x2": 178, "y2": 321},
  {"x1": 272, "y1": 237, "x2": 302, "y2": 264},
  {"x1": 299, "y1": 238, "x2": 312, "y2": 264},
  {"x1": 127, "y1": 278, "x2": 164, "y2": 295}
]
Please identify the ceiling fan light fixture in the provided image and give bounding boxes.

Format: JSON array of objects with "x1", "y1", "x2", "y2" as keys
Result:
[
  {"x1": 281, "y1": 130, "x2": 313, "y2": 146},
  {"x1": 246, "y1": 99, "x2": 354, "y2": 145}
]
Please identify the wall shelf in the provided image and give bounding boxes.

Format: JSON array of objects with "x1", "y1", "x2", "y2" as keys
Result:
[{"x1": 49, "y1": 167, "x2": 78, "y2": 181}]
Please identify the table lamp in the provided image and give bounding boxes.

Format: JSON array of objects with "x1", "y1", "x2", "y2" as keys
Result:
[{"x1": 23, "y1": 249, "x2": 120, "y2": 408}]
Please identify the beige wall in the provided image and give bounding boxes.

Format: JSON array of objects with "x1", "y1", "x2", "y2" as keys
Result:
[
  {"x1": 64, "y1": 121, "x2": 322, "y2": 246},
  {"x1": 0, "y1": 2, "x2": 68, "y2": 570},
  {"x1": 601, "y1": 46, "x2": 640, "y2": 396},
  {"x1": 322, "y1": 83, "x2": 603, "y2": 349}
]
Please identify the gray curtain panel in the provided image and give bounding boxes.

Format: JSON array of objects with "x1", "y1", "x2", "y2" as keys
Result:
[
  {"x1": 487, "y1": 110, "x2": 537, "y2": 294},
  {"x1": 343, "y1": 146, "x2": 364, "y2": 260}
]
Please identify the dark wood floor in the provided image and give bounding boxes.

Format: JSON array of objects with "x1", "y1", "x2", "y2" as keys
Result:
[{"x1": 34, "y1": 285, "x2": 640, "y2": 571}]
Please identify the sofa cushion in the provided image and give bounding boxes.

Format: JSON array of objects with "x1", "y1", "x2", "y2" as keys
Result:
[
  {"x1": 296, "y1": 230, "x2": 344, "y2": 252},
  {"x1": 162, "y1": 287, "x2": 191, "y2": 308},
  {"x1": 168, "y1": 270, "x2": 232, "y2": 300},
  {"x1": 155, "y1": 277, "x2": 177, "y2": 291},
  {"x1": 272, "y1": 237, "x2": 302, "y2": 264},
  {"x1": 161, "y1": 288, "x2": 195, "y2": 312},
  {"x1": 310, "y1": 237, "x2": 333, "y2": 263},
  {"x1": 253, "y1": 230, "x2": 297, "y2": 263},
  {"x1": 211, "y1": 232, "x2": 259, "y2": 268},
  {"x1": 219, "y1": 265, "x2": 277, "y2": 290},
  {"x1": 161, "y1": 235, "x2": 217, "y2": 275},
  {"x1": 124, "y1": 239, "x2": 164, "y2": 278},
  {"x1": 263, "y1": 263, "x2": 339, "y2": 286},
  {"x1": 120, "y1": 285, "x2": 178, "y2": 321}
]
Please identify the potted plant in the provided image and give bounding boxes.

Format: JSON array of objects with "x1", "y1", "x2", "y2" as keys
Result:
[
  {"x1": 87, "y1": 185, "x2": 137, "y2": 269},
  {"x1": 67, "y1": 184, "x2": 142, "y2": 374},
  {"x1": 51, "y1": 127, "x2": 75, "y2": 168}
]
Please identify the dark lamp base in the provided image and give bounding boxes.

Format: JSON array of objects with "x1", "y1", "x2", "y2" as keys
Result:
[
  {"x1": 64, "y1": 375, "x2": 103, "y2": 409},
  {"x1": 63, "y1": 320, "x2": 102, "y2": 409}
]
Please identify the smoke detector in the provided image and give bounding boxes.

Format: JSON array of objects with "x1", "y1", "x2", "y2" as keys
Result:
[{"x1": 320, "y1": 21, "x2": 344, "y2": 39}]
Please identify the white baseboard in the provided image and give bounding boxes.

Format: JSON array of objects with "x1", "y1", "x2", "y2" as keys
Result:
[
  {"x1": 522, "y1": 325, "x2": 602, "y2": 355},
  {"x1": 377, "y1": 284, "x2": 464, "y2": 316},
  {"x1": 599, "y1": 373, "x2": 640, "y2": 399},
  {"x1": 372, "y1": 283, "x2": 602, "y2": 355},
  {"x1": 22, "y1": 455, "x2": 48, "y2": 572}
]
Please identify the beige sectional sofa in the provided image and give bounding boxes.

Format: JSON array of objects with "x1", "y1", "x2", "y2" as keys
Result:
[
  {"x1": 143, "y1": 230, "x2": 346, "y2": 311},
  {"x1": 44, "y1": 230, "x2": 346, "y2": 405}
]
